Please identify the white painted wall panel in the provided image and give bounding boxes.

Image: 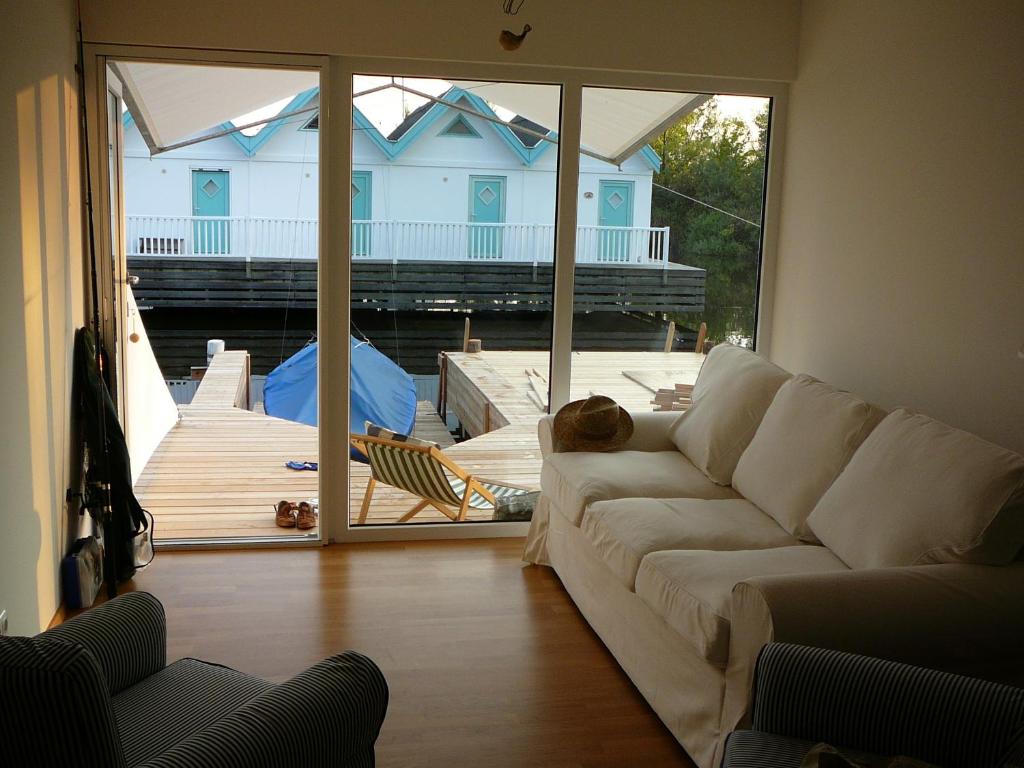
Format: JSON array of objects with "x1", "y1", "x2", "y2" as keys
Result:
[{"x1": 123, "y1": 112, "x2": 656, "y2": 227}]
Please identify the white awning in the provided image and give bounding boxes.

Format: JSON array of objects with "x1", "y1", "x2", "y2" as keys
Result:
[
  {"x1": 110, "y1": 61, "x2": 318, "y2": 155},
  {"x1": 452, "y1": 81, "x2": 710, "y2": 165},
  {"x1": 111, "y1": 62, "x2": 707, "y2": 165}
]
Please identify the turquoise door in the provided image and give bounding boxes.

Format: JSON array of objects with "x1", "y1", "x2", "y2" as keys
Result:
[
  {"x1": 469, "y1": 176, "x2": 506, "y2": 259},
  {"x1": 598, "y1": 180, "x2": 634, "y2": 262},
  {"x1": 191, "y1": 170, "x2": 230, "y2": 254},
  {"x1": 351, "y1": 171, "x2": 372, "y2": 257}
]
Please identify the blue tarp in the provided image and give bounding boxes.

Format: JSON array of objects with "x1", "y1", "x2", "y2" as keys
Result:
[{"x1": 263, "y1": 338, "x2": 417, "y2": 460}]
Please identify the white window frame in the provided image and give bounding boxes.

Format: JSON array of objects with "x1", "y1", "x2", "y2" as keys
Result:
[{"x1": 85, "y1": 46, "x2": 788, "y2": 546}]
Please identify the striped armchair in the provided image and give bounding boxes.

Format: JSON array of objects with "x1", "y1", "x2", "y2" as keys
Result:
[
  {"x1": 723, "y1": 643, "x2": 1024, "y2": 768},
  {"x1": 0, "y1": 592, "x2": 388, "y2": 767}
]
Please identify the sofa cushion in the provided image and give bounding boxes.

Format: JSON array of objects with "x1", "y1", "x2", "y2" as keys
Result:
[
  {"x1": 732, "y1": 375, "x2": 886, "y2": 540},
  {"x1": 669, "y1": 344, "x2": 791, "y2": 485},
  {"x1": 581, "y1": 498, "x2": 799, "y2": 589},
  {"x1": 113, "y1": 658, "x2": 271, "y2": 766},
  {"x1": 807, "y1": 409, "x2": 1024, "y2": 569},
  {"x1": 541, "y1": 449, "x2": 740, "y2": 527},
  {"x1": 635, "y1": 547, "x2": 848, "y2": 666}
]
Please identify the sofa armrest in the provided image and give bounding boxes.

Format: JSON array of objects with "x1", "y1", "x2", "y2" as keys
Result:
[
  {"x1": 747, "y1": 642, "x2": 1024, "y2": 767},
  {"x1": 42, "y1": 591, "x2": 166, "y2": 694},
  {"x1": 538, "y1": 410, "x2": 679, "y2": 458},
  {"x1": 721, "y1": 562, "x2": 1024, "y2": 746},
  {"x1": 138, "y1": 651, "x2": 388, "y2": 768}
]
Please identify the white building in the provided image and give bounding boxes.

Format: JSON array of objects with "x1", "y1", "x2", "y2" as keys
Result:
[{"x1": 124, "y1": 87, "x2": 668, "y2": 264}]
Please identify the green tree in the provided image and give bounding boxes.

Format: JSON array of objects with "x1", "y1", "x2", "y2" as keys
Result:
[{"x1": 650, "y1": 101, "x2": 769, "y2": 344}]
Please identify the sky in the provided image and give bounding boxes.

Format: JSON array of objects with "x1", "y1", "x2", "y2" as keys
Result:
[{"x1": 232, "y1": 76, "x2": 767, "y2": 140}]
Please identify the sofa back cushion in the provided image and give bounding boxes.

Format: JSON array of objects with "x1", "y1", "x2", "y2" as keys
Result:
[
  {"x1": 669, "y1": 344, "x2": 790, "y2": 485},
  {"x1": 807, "y1": 409, "x2": 1024, "y2": 569},
  {"x1": 732, "y1": 375, "x2": 886, "y2": 539}
]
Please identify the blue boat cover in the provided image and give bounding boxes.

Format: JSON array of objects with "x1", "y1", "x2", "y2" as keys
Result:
[{"x1": 264, "y1": 338, "x2": 417, "y2": 460}]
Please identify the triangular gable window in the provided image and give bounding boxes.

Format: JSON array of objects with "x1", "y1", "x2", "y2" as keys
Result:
[
  {"x1": 300, "y1": 113, "x2": 319, "y2": 131},
  {"x1": 439, "y1": 114, "x2": 481, "y2": 138}
]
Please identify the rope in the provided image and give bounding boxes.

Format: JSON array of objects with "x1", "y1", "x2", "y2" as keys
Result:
[
  {"x1": 652, "y1": 182, "x2": 761, "y2": 228},
  {"x1": 279, "y1": 121, "x2": 314, "y2": 364}
]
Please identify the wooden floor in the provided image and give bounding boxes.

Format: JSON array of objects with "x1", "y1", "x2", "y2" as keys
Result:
[{"x1": 116, "y1": 540, "x2": 695, "y2": 767}]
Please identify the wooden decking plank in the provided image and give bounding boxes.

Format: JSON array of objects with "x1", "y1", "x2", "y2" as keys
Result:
[{"x1": 138, "y1": 347, "x2": 701, "y2": 540}]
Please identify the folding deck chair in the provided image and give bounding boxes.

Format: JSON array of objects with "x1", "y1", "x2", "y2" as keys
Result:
[{"x1": 351, "y1": 433, "x2": 534, "y2": 523}]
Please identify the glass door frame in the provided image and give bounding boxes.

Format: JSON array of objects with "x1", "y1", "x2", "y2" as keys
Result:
[
  {"x1": 85, "y1": 46, "x2": 788, "y2": 545},
  {"x1": 328, "y1": 57, "x2": 788, "y2": 543},
  {"x1": 82, "y1": 44, "x2": 330, "y2": 548}
]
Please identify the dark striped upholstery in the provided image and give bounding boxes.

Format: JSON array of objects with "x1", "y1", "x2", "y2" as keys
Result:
[
  {"x1": 0, "y1": 636, "x2": 128, "y2": 767},
  {"x1": 43, "y1": 590, "x2": 166, "y2": 694},
  {"x1": 737, "y1": 643, "x2": 1024, "y2": 768},
  {"x1": 139, "y1": 652, "x2": 389, "y2": 768},
  {"x1": 1, "y1": 593, "x2": 389, "y2": 767},
  {"x1": 722, "y1": 730, "x2": 819, "y2": 768},
  {"x1": 114, "y1": 658, "x2": 272, "y2": 766}
]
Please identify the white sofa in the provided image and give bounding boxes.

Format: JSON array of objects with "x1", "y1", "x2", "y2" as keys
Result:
[{"x1": 523, "y1": 344, "x2": 1024, "y2": 768}]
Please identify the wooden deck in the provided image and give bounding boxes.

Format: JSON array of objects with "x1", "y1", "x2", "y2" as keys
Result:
[
  {"x1": 442, "y1": 350, "x2": 706, "y2": 437},
  {"x1": 355, "y1": 349, "x2": 705, "y2": 526},
  {"x1": 136, "y1": 351, "x2": 320, "y2": 542},
  {"x1": 136, "y1": 348, "x2": 704, "y2": 538}
]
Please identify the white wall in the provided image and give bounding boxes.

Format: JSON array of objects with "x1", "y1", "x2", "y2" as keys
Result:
[
  {"x1": 124, "y1": 289, "x2": 179, "y2": 483},
  {"x1": 771, "y1": 0, "x2": 1024, "y2": 453},
  {"x1": 0, "y1": 0, "x2": 85, "y2": 634},
  {"x1": 125, "y1": 103, "x2": 655, "y2": 229},
  {"x1": 81, "y1": 0, "x2": 801, "y2": 83}
]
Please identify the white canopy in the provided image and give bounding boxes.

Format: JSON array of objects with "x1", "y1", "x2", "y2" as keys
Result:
[
  {"x1": 112, "y1": 62, "x2": 708, "y2": 164},
  {"x1": 453, "y1": 81, "x2": 709, "y2": 165},
  {"x1": 110, "y1": 61, "x2": 318, "y2": 154}
]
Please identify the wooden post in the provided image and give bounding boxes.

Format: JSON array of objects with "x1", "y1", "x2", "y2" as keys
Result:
[
  {"x1": 438, "y1": 353, "x2": 448, "y2": 421},
  {"x1": 695, "y1": 322, "x2": 708, "y2": 354},
  {"x1": 663, "y1": 321, "x2": 675, "y2": 353},
  {"x1": 462, "y1": 317, "x2": 471, "y2": 353}
]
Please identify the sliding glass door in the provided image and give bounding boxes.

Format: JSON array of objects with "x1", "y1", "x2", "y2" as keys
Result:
[
  {"x1": 570, "y1": 86, "x2": 772, "y2": 413},
  {"x1": 346, "y1": 75, "x2": 561, "y2": 528}
]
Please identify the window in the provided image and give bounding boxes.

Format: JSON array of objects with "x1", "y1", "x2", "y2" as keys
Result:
[
  {"x1": 348, "y1": 75, "x2": 561, "y2": 528},
  {"x1": 300, "y1": 113, "x2": 319, "y2": 131},
  {"x1": 570, "y1": 86, "x2": 771, "y2": 410},
  {"x1": 439, "y1": 114, "x2": 481, "y2": 138}
]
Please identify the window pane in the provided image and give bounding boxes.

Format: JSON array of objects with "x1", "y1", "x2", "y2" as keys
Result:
[
  {"x1": 120, "y1": 63, "x2": 322, "y2": 543},
  {"x1": 570, "y1": 88, "x2": 771, "y2": 412},
  {"x1": 348, "y1": 76, "x2": 561, "y2": 527}
]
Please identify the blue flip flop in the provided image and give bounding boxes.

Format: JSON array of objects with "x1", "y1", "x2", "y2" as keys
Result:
[{"x1": 285, "y1": 461, "x2": 319, "y2": 471}]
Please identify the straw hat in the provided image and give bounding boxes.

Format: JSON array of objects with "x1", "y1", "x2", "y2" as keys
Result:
[{"x1": 552, "y1": 395, "x2": 633, "y2": 452}]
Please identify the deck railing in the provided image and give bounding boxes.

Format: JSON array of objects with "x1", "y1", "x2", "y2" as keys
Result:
[{"x1": 126, "y1": 216, "x2": 670, "y2": 265}]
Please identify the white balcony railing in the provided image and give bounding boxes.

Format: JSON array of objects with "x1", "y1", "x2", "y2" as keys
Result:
[{"x1": 126, "y1": 216, "x2": 671, "y2": 265}]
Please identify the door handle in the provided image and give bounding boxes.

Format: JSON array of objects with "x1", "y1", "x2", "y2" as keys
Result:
[{"x1": 126, "y1": 274, "x2": 140, "y2": 286}]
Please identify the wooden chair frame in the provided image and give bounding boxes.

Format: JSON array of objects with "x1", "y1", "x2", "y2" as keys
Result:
[{"x1": 351, "y1": 433, "x2": 527, "y2": 524}]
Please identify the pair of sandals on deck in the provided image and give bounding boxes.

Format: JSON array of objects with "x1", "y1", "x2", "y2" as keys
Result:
[{"x1": 275, "y1": 500, "x2": 318, "y2": 530}]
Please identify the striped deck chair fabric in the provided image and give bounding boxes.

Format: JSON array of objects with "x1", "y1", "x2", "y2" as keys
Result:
[
  {"x1": 359, "y1": 438, "x2": 531, "y2": 521},
  {"x1": 449, "y1": 478, "x2": 531, "y2": 510}
]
